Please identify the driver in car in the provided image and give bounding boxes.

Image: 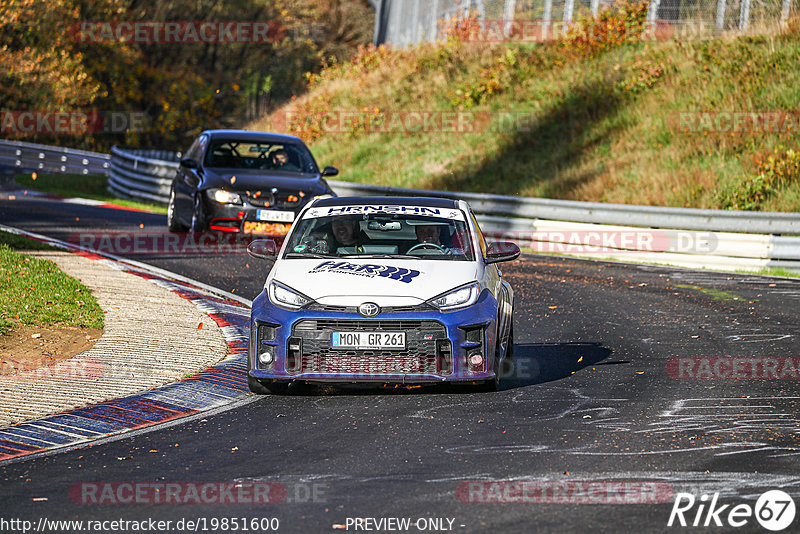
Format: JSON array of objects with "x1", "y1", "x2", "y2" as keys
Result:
[
  {"x1": 411, "y1": 223, "x2": 456, "y2": 254},
  {"x1": 270, "y1": 149, "x2": 299, "y2": 171}
]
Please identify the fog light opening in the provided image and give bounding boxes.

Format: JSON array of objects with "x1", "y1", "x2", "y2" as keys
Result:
[
  {"x1": 468, "y1": 352, "x2": 484, "y2": 372},
  {"x1": 258, "y1": 350, "x2": 274, "y2": 365}
]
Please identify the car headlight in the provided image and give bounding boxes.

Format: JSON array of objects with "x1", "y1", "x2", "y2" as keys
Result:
[
  {"x1": 427, "y1": 282, "x2": 480, "y2": 310},
  {"x1": 208, "y1": 188, "x2": 242, "y2": 205},
  {"x1": 268, "y1": 280, "x2": 312, "y2": 308}
]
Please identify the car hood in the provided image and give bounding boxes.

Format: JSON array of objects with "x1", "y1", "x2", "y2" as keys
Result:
[
  {"x1": 269, "y1": 258, "x2": 480, "y2": 307},
  {"x1": 202, "y1": 168, "x2": 331, "y2": 196}
]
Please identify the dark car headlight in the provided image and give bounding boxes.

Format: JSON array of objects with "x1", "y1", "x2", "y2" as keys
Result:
[{"x1": 207, "y1": 188, "x2": 243, "y2": 205}]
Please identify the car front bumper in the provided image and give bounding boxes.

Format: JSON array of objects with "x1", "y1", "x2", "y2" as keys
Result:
[
  {"x1": 248, "y1": 290, "x2": 502, "y2": 384},
  {"x1": 204, "y1": 200, "x2": 302, "y2": 235}
]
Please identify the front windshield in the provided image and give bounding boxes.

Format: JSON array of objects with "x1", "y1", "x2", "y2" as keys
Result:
[
  {"x1": 204, "y1": 139, "x2": 319, "y2": 173},
  {"x1": 283, "y1": 207, "x2": 475, "y2": 261}
]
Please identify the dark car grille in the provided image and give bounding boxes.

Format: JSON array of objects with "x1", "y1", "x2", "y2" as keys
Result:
[
  {"x1": 246, "y1": 191, "x2": 303, "y2": 209},
  {"x1": 287, "y1": 319, "x2": 451, "y2": 376}
]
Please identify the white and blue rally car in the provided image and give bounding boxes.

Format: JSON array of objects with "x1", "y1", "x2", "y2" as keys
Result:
[{"x1": 246, "y1": 196, "x2": 519, "y2": 393}]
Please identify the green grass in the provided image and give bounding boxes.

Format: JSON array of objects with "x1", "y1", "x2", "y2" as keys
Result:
[
  {"x1": 13, "y1": 172, "x2": 167, "y2": 214},
  {"x1": 0, "y1": 231, "x2": 104, "y2": 335},
  {"x1": 736, "y1": 267, "x2": 800, "y2": 279},
  {"x1": 248, "y1": 8, "x2": 800, "y2": 213},
  {"x1": 674, "y1": 283, "x2": 752, "y2": 301}
]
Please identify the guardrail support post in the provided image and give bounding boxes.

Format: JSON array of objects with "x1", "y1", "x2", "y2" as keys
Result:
[
  {"x1": 715, "y1": 0, "x2": 727, "y2": 31},
  {"x1": 781, "y1": 0, "x2": 791, "y2": 24},
  {"x1": 503, "y1": 0, "x2": 516, "y2": 35},
  {"x1": 563, "y1": 0, "x2": 575, "y2": 23},
  {"x1": 739, "y1": 0, "x2": 750, "y2": 30},
  {"x1": 412, "y1": 0, "x2": 421, "y2": 43},
  {"x1": 647, "y1": 0, "x2": 661, "y2": 23},
  {"x1": 542, "y1": 0, "x2": 552, "y2": 40},
  {"x1": 431, "y1": 0, "x2": 439, "y2": 39}
]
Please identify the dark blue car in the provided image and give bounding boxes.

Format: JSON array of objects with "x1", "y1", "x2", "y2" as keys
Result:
[{"x1": 167, "y1": 129, "x2": 338, "y2": 235}]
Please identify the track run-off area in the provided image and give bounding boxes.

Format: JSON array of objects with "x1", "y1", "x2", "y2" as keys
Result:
[{"x1": 1, "y1": 194, "x2": 799, "y2": 532}]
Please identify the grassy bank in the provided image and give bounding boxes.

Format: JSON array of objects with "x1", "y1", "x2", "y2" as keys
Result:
[
  {"x1": 249, "y1": 3, "x2": 800, "y2": 212},
  {"x1": 13, "y1": 173, "x2": 166, "y2": 214},
  {"x1": 0, "y1": 231, "x2": 104, "y2": 335}
]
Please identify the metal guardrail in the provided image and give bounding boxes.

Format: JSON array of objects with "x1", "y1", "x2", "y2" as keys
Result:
[
  {"x1": 107, "y1": 146, "x2": 179, "y2": 204},
  {"x1": 2, "y1": 140, "x2": 799, "y2": 273},
  {"x1": 0, "y1": 139, "x2": 110, "y2": 176},
  {"x1": 328, "y1": 181, "x2": 800, "y2": 235}
]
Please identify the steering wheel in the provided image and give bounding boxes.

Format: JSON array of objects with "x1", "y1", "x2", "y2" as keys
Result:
[{"x1": 407, "y1": 242, "x2": 448, "y2": 254}]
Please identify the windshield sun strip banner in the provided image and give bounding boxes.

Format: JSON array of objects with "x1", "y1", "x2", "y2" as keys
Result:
[{"x1": 303, "y1": 205, "x2": 466, "y2": 221}]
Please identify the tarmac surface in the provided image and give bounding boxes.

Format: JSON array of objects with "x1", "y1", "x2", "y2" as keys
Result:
[{"x1": 1, "y1": 194, "x2": 799, "y2": 533}]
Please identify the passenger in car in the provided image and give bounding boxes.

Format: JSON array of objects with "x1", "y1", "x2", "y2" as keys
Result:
[{"x1": 331, "y1": 216, "x2": 369, "y2": 253}]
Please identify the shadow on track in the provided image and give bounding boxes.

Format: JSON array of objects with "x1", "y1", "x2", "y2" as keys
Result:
[
  {"x1": 266, "y1": 342, "x2": 614, "y2": 396},
  {"x1": 500, "y1": 342, "x2": 614, "y2": 390}
]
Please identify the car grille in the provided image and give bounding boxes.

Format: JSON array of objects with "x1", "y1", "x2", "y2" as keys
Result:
[
  {"x1": 287, "y1": 319, "x2": 451, "y2": 376},
  {"x1": 246, "y1": 191, "x2": 303, "y2": 209},
  {"x1": 304, "y1": 303, "x2": 436, "y2": 313}
]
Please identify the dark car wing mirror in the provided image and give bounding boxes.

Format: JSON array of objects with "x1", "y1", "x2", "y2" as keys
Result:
[
  {"x1": 180, "y1": 157, "x2": 198, "y2": 169},
  {"x1": 321, "y1": 166, "x2": 339, "y2": 177},
  {"x1": 485, "y1": 241, "x2": 520, "y2": 264},
  {"x1": 247, "y1": 239, "x2": 278, "y2": 260}
]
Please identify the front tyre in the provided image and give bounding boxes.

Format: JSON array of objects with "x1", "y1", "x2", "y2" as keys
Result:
[
  {"x1": 476, "y1": 351, "x2": 500, "y2": 392},
  {"x1": 499, "y1": 324, "x2": 514, "y2": 376},
  {"x1": 167, "y1": 187, "x2": 189, "y2": 232},
  {"x1": 191, "y1": 193, "x2": 207, "y2": 233},
  {"x1": 248, "y1": 376, "x2": 290, "y2": 395}
]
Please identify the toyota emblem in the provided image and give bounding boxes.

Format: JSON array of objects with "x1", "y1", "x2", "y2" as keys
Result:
[{"x1": 358, "y1": 302, "x2": 380, "y2": 317}]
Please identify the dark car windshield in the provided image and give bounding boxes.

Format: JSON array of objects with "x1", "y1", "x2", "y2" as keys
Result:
[
  {"x1": 204, "y1": 139, "x2": 319, "y2": 173},
  {"x1": 283, "y1": 211, "x2": 475, "y2": 261}
]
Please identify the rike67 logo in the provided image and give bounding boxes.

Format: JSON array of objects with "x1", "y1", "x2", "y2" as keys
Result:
[{"x1": 668, "y1": 490, "x2": 796, "y2": 531}]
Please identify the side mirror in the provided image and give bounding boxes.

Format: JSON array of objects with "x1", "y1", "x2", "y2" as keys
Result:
[
  {"x1": 321, "y1": 166, "x2": 339, "y2": 177},
  {"x1": 180, "y1": 157, "x2": 198, "y2": 169},
  {"x1": 247, "y1": 239, "x2": 278, "y2": 260},
  {"x1": 485, "y1": 241, "x2": 520, "y2": 264}
]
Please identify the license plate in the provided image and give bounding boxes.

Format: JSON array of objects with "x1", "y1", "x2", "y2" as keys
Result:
[
  {"x1": 243, "y1": 221, "x2": 290, "y2": 236},
  {"x1": 332, "y1": 331, "x2": 406, "y2": 350},
  {"x1": 256, "y1": 210, "x2": 294, "y2": 222}
]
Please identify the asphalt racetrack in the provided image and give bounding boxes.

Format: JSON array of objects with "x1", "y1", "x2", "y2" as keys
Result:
[{"x1": 1, "y1": 195, "x2": 799, "y2": 532}]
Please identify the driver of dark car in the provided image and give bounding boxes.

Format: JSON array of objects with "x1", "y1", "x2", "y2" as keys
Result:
[{"x1": 270, "y1": 149, "x2": 297, "y2": 171}]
